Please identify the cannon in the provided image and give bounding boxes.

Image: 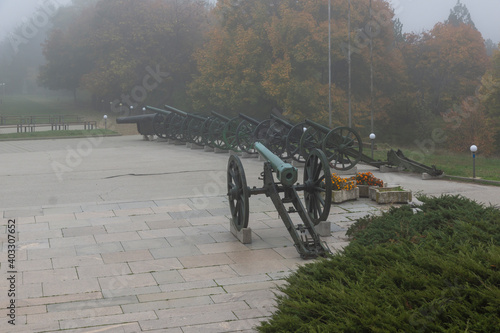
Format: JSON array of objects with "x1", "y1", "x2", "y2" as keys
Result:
[
  {"x1": 227, "y1": 142, "x2": 332, "y2": 259},
  {"x1": 284, "y1": 120, "x2": 309, "y2": 163},
  {"x1": 299, "y1": 119, "x2": 363, "y2": 171},
  {"x1": 266, "y1": 114, "x2": 305, "y2": 159},
  {"x1": 143, "y1": 106, "x2": 173, "y2": 139},
  {"x1": 235, "y1": 113, "x2": 260, "y2": 154},
  {"x1": 116, "y1": 114, "x2": 157, "y2": 137},
  {"x1": 234, "y1": 113, "x2": 273, "y2": 154},
  {"x1": 208, "y1": 111, "x2": 232, "y2": 150},
  {"x1": 222, "y1": 114, "x2": 244, "y2": 152},
  {"x1": 163, "y1": 105, "x2": 207, "y2": 146},
  {"x1": 209, "y1": 111, "x2": 245, "y2": 151}
]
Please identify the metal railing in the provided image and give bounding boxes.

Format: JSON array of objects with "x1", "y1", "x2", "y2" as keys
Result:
[{"x1": 0, "y1": 115, "x2": 96, "y2": 133}]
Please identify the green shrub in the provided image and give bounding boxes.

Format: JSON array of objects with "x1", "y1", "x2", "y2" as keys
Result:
[{"x1": 257, "y1": 195, "x2": 500, "y2": 332}]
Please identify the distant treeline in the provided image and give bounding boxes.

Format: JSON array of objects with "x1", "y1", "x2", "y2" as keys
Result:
[{"x1": 0, "y1": 0, "x2": 499, "y2": 153}]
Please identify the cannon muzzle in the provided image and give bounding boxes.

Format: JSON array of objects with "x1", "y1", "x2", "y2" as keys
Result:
[
  {"x1": 164, "y1": 104, "x2": 187, "y2": 116},
  {"x1": 116, "y1": 114, "x2": 155, "y2": 124},
  {"x1": 239, "y1": 113, "x2": 261, "y2": 125},
  {"x1": 254, "y1": 142, "x2": 297, "y2": 186},
  {"x1": 210, "y1": 111, "x2": 231, "y2": 121},
  {"x1": 305, "y1": 119, "x2": 330, "y2": 133},
  {"x1": 270, "y1": 114, "x2": 293, "y2": 128},
  {"x1": 146, "y1": 106, "x2": 171, "y2": 116}
]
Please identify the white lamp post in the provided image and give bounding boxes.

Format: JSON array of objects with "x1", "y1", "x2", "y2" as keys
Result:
[
  {"x1": 369, "y1": 133, "x2": 376, "y2": 159},
  {"x1": 470, "y1": 145, "x2": 477, "y2": 179},
  {"x1": 142, "y1": 107, "x2": 146, "y2": 114},
  {"x1": 103, "y1": 114, "x2": 108, "y2": 130}
]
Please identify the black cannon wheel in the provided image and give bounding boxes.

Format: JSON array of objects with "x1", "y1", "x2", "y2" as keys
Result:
[
  {"x1": 235, "y1": 120, "x2": 257, "y2": 154},
  {"x1": 253, "y1": 119, "x2": 271, "y2": 146},
  {"x1": 227, "y1": 154, "x2": 249, "y2": 231},
  {"x1": 299, "y1": 127, "x2": 325, "y2": 160},
  {"x1": 285, "y1": 122, "x2": 307, "y2": 163},
  {"x1": 153, "y1": 113, "x2": 168, "y2": 139},
  {"x1": 163, "y1": 112, "x2": 177, "y2": 139},
  {"x1": 209, "y1": 118, "x2": 228, "y2": 150},
  {"x1": 323, "y1": 126, "x2": 363, "y2": 171},
  {"x1": 266, "y1": 122, "x2": 288, "y2": 158},
  {"x1": 201, "y1": 116, "x2": 215, "y2": 147},
  {"x1": 303, "y1": 149, "x2": 332, "y2": 225},
  {"x1": 223, "y1": 117, "x2": 242, "y2": 152},
  {"x1": 186, "y1": 117, "x2": 205, "y2": 145},
  {"x1": 171, "y1": 114, "x2": 188, "y2": 141}
]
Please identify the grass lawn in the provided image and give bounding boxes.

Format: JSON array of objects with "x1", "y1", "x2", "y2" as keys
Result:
[
  {"x1": 0, "y1": 94, "x2": 124, "y2": 131},
  {"x1": 1, "y1": 94, "x2": 82, "y2": 116},
  {"x1": 371, "y1": 144, "x2": 500, "y2": 181}
]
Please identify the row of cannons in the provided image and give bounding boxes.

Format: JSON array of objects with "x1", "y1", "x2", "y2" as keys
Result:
[
  {"x1": 117, "y1": 105, "x2": 442, "y2": 259},
  {"x1": 118, "y1": 104, "x2": 377, "y2": 171}
]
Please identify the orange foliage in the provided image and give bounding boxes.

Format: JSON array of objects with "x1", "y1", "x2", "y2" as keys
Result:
[{"x1": 443, "y1": 96, "x2": 496, "y2": 155}]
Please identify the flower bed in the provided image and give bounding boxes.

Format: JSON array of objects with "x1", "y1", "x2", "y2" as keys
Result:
[
  {"x1": 331, "y1": 173, "x2": 358, "y2": 203},
  {"x1": 350, "y1": 172, "x2": 383, "y2": 198}
]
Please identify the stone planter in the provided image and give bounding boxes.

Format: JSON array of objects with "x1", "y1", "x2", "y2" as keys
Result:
[
  {"x1": 331, "y1": 187, "x2": 359, "y2": 203},
  {"x1": 357, "y1": 185, "x2": 377, "y2": 198},
  {"x1": 369, "y1": 186, "x2": 412, "y2": 204}
]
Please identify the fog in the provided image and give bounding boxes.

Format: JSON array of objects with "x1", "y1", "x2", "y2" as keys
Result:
[
  {"x1": 1, "y1": 0, "x2": 498, "y2": 43},
  {"x1": 390, "y1": 0, "x2": 500, "y2": 42},
  {"x1": 0, "y1": 0, "x2": 71, "y2": 41}
]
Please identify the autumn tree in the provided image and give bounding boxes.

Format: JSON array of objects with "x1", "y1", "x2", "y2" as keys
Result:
[
  {"x1": 189, "y1": 0, "x2": 278, "y2": 117},
  {"x1": 38, "y1": 5, "x2": 94, "y2": 102},
  {"x1": 479, "y1": 48, "x2": 500, "y2": 151},
  {"x1": 485, "y1": 39, "x2": 498, "y2": 57},
  {"x1": 39, "y1": 0, "x2": 210, "y2": 109},
  {"x1": 446, "y1": 0, "x2": 476, "y2": 29},
  {"x1": 443, "y1": 96, "x2": 495, "y2": 155},
  {"x1": 400, "y1": 23, "x2": 488, "y2": 116},
  {"x1": 191, "y1": 0, "x2": 406, "y2": 130}
]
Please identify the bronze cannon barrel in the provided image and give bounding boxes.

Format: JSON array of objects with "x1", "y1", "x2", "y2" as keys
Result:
[{"x1": 254, "y1": 142, "x2": 298, "y2": 186}]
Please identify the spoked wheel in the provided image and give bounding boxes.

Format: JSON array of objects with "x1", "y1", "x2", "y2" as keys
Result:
[
  {"x1": 209, "y1": 119, "x2": 228, "y2": 150},
  {"x1": 235, "y1": 120, "x2": 256, "y2": 154},
  {"x1": 323, "y1": 126, "x2": 363, "y2": 171},
  {"x1": 186, "y1": 117, "x2": 206, "y2": 145},
  {"x1": 153, "y1": 113, "x2": 168, "y2": 139},
  {"x1": 223, "y1": 117, "x2": 242, "y2": 152},
  {"x1": 227, "y1": 155, "x2": 249, "y2": 231},
  {"x1": 167, "y1": 114, "x2": 186, "y2": 141},
  {"x1": 253, "y1": 119, "x2": 272, "y2": 146},
  {"x1": 266, "y1": 122, "x2": 288, "y2": 158},
  {"x1": 299, "y1": 127, "x2": 325, "y2": 161},
  {"x1": 179, "y1": 117, "x2": 191, "y2": 142},
  {"x1": 303, "y1": 149, "x2": 332, "y2": 225},
  {"x1": 285, "y1": 122, "x2": 307, "y2": 163},
  {"x1": 201, "y1": 116, "x2": 215, "y2": 147},
  {"x1": 163, "y1": 112, "x2": 177, "y2": 139}
]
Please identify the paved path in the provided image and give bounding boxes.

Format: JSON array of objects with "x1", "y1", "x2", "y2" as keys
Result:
[{"x1": 0, "y1": 135, "x2": 498, "y2": 332}]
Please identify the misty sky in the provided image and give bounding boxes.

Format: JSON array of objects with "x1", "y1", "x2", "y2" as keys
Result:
[
  {"x1": 0, "y1": 0, "x2": 498, "y2": 43},
  {"x1": 0, "y1": 0, "x2": 71, "y2": 41},
  {"x1": 390, "y1": 0, "x2": 500, "y2": 42}
]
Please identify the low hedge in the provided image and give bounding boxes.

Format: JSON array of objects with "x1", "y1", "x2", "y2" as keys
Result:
[{"x1": 257, "y1": 195, "x2": 500, "y2": 332}]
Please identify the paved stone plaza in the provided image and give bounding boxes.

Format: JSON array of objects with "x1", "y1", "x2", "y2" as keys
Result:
[{"x1": 1, "y1": 135, "x2": 498, "y2": 332}]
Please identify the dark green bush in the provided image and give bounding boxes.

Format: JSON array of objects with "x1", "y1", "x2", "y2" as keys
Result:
[{"x1": 257, "y1": 195, "x2": 500, "y2": 332}]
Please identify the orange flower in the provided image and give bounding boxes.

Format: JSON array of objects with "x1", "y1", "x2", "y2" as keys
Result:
[{"x1": 332, "y1": 173, "x2": 357, "y2": 191}]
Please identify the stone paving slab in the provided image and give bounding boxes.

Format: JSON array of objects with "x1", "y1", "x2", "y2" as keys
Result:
[
  {"x1": 1, "y1": 135, "x2": 500, "y2": 332},
  {"x1": 1, "y1": 193, "x2": 382, "y2": 332}
]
